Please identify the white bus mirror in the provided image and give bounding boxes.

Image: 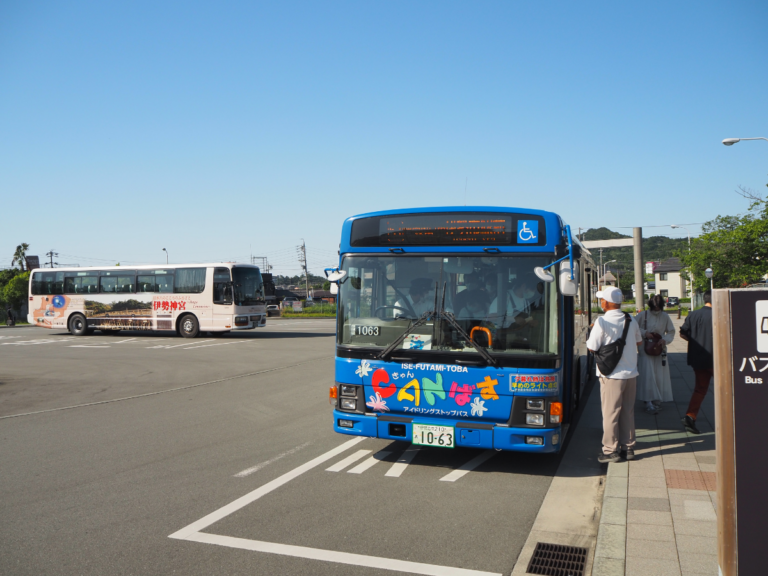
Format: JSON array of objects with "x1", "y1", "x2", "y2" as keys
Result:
[
  {"x1": 559, "y1": 261, "x2": 579, "y2": 296},
  {"x1": 330, "y1": 283, "x2": 339, "y2": 295},
  {"x1": 534, "y1": 266, "x2": 555, "y2": 283},
  {"x1": 326, "y1": 270, "x2": 346, "y2": 283}
]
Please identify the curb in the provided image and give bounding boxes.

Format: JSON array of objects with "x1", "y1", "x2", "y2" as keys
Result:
[{"x1": 592, "y1": 461, "x2": 628, "y2": 575}]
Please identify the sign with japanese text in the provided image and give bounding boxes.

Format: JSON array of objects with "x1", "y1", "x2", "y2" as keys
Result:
[{"x1": 729, "y1": 290, "x2": 768, "y2": 575}]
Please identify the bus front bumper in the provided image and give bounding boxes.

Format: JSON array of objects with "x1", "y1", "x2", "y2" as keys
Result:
[{"x1": 332, "y1": 410, "x2": 562, "y2": 453}]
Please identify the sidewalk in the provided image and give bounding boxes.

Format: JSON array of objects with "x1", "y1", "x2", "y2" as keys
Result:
[{"x1": 593, "y1": 316, "x2": 718, "y2": 576}]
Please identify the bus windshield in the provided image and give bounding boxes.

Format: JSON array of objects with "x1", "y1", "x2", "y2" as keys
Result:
[
  {"x1": 338, "y1": 255, "x2": 558, "y2": 356},
  {"x1": 232, "y1": 267, "x2": 265, "y2": 306}
]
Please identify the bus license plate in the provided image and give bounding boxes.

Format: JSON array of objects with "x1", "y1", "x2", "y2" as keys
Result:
[{"x1": 412, "y1": 424, "x2": 454, "y2": 448}]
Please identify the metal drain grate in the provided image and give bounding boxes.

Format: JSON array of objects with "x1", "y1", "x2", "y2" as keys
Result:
[{"x1": 526, "y1": 542, "x2": 587, "y2": 576}]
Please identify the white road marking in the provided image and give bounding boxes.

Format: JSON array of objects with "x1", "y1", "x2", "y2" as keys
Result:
[
  {"x1": 347, "y1": 450, "x2": 393, "y2": 474},
  {"x1": 147, "y1": 340, "x2": 214, "y2": 349},
  {"x1": 385, "y1": 446, "x2": 420, "y2": 477},
  {"x1": 234, "y1": 442, "x2": 312, "y2": 478},
  {"x1": 169, "y1": 437, "x2": 366, "y2": 539},
  {"x1": 69, "y1": 345, "x2": 110, "y2": 348},
  {"x1": 170, "y1": 436, "x2": 500, "y2": 576},
  {"x1": 0, "y1": 335, "x2": 21, "y2": 340},
  {"x1": 2, "y1": 338, "x2": 74, "y2": 345},
  {"x1": 325, "y1": 449, "x2": 372, "y2": 472},
  {"x1": 183, "y1": 531, "x2": 501, "y2": 576},
  {"x1": 182, "y1": 340, "x2": 249, "y2": 350},
  {"x1": 112, "y1": 338, "x2": 137, "y2": 344},
  {"x1": 439, "y1": 451, "x2": 496, "y2": 482}
]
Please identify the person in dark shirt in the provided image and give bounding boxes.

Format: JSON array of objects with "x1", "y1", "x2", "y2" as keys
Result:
[{"x1": 679, "y1": 291, "x2": 713, "y2": 434}]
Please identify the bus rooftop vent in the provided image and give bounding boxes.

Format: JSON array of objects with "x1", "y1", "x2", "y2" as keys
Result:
[{"x1": 526, "y1": 542, "x2": 587, "y2": 576}]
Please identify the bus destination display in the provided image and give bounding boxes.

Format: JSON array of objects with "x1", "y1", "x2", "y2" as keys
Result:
[{"x1": 380, "y1": 214, "x2": 512, "y2": 245}]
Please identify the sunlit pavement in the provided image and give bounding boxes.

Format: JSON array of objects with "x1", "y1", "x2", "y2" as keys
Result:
[{"x1": 0, "y1": 320, "x2": 592, "y2": 576}]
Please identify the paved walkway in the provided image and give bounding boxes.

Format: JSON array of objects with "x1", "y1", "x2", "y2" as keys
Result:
[{"x1": 593, "y1": 316, "x2": 718, "y2": 576}]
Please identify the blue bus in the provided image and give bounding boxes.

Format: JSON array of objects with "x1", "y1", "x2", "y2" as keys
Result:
[{"x1": 326, "y1": 207, "x2": 596, "y2": 453}]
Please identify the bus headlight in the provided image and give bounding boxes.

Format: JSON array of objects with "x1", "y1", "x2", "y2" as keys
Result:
[
  {"x1": 234, "y1": 316, "x2": 249, "y2": 326},
  {"x1": 340, "y1": 384, "x2": 357, "y2": 397},
  {"x1": 526, "y1": 436, "x2": 544, "y2": 445},
  {"x1": 340, "y1": 398, "x2": 357, "y2": 410},
  {"x1": 526, "y1": 413, "x2": 544, "y2": 426}
]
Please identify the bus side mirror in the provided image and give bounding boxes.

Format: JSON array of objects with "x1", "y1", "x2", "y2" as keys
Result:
[
  {"x1": 325, "y1": 268, "x2": 346, "y2": 294},
  {"x1": 559, "y1": 261, "x2": 579, "y2": 296}
]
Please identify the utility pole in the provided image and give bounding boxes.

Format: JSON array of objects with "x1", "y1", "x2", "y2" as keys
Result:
[
  {"x1": 251, "y1": 256, "x2": 271, "y2": 272},
  {"x1": 46, "y1": 249, "x2": 59, "y2": 268},
  {"x1": 633, "y1": 228, "x2": 645, "y2": 312},
  {"x1": 297, "y1": 240, "x2": 309, "y2": 300},
  {"x1": 599, "y1": 248, "x2": 603, "y2": 290}
]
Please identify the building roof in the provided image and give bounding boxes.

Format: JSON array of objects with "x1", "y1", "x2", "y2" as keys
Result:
[{"x1": 655, "y1": 257, "x2": 684, "y2": 273}]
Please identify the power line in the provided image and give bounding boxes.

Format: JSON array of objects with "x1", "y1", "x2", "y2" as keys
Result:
[
  {"x1": 45, "y1": 249, "x2": 59, "y2": 268},
  {"x1": 610, "y1": 222, "x2": 705, "y2": 229}
]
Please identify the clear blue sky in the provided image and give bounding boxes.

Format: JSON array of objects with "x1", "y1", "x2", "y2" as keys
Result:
[{"x1": 2, "y1": 1, "x2": 766, "y2": 275}]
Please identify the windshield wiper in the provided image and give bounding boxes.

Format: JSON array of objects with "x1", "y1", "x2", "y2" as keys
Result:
[
  {"x1": 377, "y1": 312, "x2": 433, "y2": 361},
  {"x1": 378, "y1": 282, "x2": 497, "y2": 367},
  {"x1": 433, "y1": 282, "x2": 496, "y2": 367}
]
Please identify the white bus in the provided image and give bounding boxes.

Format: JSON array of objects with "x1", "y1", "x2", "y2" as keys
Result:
[{"x1": 27, "y1": 263, "x2": 267, "y2": 338}]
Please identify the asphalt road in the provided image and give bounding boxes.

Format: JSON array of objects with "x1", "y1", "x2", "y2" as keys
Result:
[{"x1": 1, "y1": 321, "x2": 573, "y2": 576}]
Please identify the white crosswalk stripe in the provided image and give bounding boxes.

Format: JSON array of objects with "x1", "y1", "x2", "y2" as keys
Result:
[
  {"x1": 439, "y1": 451, "x2": 496, "y2": 482},
  {"x1": 347, "y1": 450, "x2": 393, "y2": 474},
  {"x1": 325, "y1": 450, "x2": 372, "y2": 472},
  {"x1": 385, "y1": 447, "x2": 420, "y2": 478}
]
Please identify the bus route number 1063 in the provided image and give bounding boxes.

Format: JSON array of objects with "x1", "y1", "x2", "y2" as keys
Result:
[{"x1": 352, "y1": 325, "x2": 380, "y2": 336}]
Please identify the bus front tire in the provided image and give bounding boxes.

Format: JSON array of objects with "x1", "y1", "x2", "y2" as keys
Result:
[
  {"x1": 69, "y1": 314, "x2": 89, "y2": 336},
  {"x1": 179, "y1": 314, "x2": 200, "y2": 339}
]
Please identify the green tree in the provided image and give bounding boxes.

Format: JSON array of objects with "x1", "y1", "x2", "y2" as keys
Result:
[
  {"x1": 679, "y1": 191, "x2": 768, "y2": 290},
  {"x1": 11, "y1": 243, "x2": 30, "y2": 271},
  {"x1": 0, "y1": 268, "x2": 20, "y2": 291},
  {"x1": 2, "y1": 271, "x2": 30, "y2": 310},
  {"x1": 322, "y1": 281, "x2": 331, "y2": 291}
]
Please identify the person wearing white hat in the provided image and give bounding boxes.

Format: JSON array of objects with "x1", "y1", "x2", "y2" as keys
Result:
[{"x1": 587, "y1": 286, "x2": 643, "y2": 463}]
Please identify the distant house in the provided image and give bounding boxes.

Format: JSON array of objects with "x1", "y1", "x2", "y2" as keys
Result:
[
  {"x1": 274, "y1": 288, "x2": 303, "y2": 302},
  {"x1": 654, "y1": 257, "x2": 690, "y2": 299},
  {"x1": 598, "y1": 271, "x2": 617, "y2": 287},
  {"x1": 309, "y1": 290, "x2": 337, "y2": 304}
]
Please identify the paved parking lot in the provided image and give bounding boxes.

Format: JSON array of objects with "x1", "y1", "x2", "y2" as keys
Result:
[{"x1": 1, "y1": 320, "x2": 575, "y2": 576}]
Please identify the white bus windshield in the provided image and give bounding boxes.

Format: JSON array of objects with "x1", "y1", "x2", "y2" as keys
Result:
[
  {"x1": 232, "y1": 267, "x2": 265, "y2": 306},
  {"x1": 337, "y1": 255, "x2": 558, "y2": 356}
]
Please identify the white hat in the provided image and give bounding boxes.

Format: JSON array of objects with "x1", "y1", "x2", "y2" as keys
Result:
[{"x1": 596, "y1": 286, "x2": 623, "y2": 304}]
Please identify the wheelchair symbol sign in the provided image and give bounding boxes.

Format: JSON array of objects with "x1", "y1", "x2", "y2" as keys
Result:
[{"x1": 517, "y1": 220, "x2": 538, "y2": 243}]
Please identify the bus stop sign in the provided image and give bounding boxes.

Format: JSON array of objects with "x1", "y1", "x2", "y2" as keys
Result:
[{"x1": 725, "y1": 290, "x2": 768, "y2": 575}]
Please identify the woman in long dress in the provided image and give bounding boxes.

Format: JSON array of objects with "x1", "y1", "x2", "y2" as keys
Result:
[{"x1": 636, "y1": 294, "x2": 675, "y2": 414}]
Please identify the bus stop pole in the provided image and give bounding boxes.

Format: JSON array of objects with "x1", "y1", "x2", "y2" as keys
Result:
[
  {"x1": 713, "y1": 289, "x2": 737, "y2": 575},
  {"x1": 633, "y1": 227, "x2": 644, "y2": 311}
]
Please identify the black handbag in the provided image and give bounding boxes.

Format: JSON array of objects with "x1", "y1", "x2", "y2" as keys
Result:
[{"x1": 594, "y1": 313, "x2": 631, "y2": 376}]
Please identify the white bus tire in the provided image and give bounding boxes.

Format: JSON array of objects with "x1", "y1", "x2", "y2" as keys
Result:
[
  {"x1": 69, "y1": 314, "x2": 89, "y2": 336},
  {"x1": 178, "y1": 314, "x2": 200, "y2": 339}
]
